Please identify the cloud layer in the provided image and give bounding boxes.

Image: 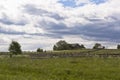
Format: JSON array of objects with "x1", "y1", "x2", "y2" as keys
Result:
[{"x1": 0, "y1": 0, "x2": 120, "y2": 51}]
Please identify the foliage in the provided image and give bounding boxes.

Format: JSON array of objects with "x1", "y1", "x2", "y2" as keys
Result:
[
  {"x1": 81, "y1": 44, "x2": 86, "y2": 49},
  {"x1": 37, "y1": 48, "x2": 43, "y2": 52},
  {"x1": 53, "y1": 40, "x2": 86, "y2": 50},
  {"x1": 53, "y1": 40, "x2": 71, "y2": 50},
  {"x1": 117, "y1": 45, "x2": 120, "y2": 49},
  {"x1": 93, "y1": 43, "x2": 105, "y2": 49},
  {"x1": 8, "y1": 41, "x2": 22, "y2": 55}
]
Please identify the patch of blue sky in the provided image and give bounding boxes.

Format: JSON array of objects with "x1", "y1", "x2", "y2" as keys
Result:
[
  {"x1": 59, "y1": 0, "x2": 87, "y2": 7},
  {"x1": 59, "y1": 0, "x2": 76, "y2": 7},
  {"x1": 90, "y1": 0, "x2": 107, "y2": 4},
  {"x1": 59, "y1": 0, "x2": 107, "y2": 7}
]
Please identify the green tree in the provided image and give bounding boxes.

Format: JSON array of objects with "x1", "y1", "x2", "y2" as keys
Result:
[
  {"x1": 37, "y1": 48, "x2": 43, "y2": 52},
  {"x1": 9, "y1": 41, "x2": 22, "y2": 55},
  {"x1": 117, "y1": 45, "x2": 120, "y2": 49},
  {"x1": 53, "y1": 45, "x2": 57, "y2": 50},
  {"x1": 80, "y1": 44, "x2": 86, "y2": 49},
  {"x1": 93, "y1": 43, "x2": 101, "y2": 49},
  {"x1": 53, "y1": 40, "x2": 71, "y2": 50},
  {"x1": 93, "y1": 43, "x2": 105, "y2": 49},
  {"x1": 69, "y1": 44, "x2": 85, "y2": 49}
]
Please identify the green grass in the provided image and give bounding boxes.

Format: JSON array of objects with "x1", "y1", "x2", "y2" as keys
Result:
[
  {"x1": 49, "y1": 49, "x2": 120, "y2": 54},
  {"x1": 48, "y1": 49, "x2": 94, "y2": 53},
  {"x1": 1, "y1": 49, "x2": 120, "y2": 55},
  {"x1": 91, "y1": 49, "x2": 120, "y2": 54},
  {"x1": 0, "y1": 57, "x2": 120, "y2": 80}
]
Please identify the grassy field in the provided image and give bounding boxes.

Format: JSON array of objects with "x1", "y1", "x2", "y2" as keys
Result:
[
  {"x1": 1, "y1": 49, "x2": 120, "y2": 55},
  {"x1": 50, "y1": 49, "x2": 120, "y2": 54},
  {"x1": 0, "y1": 57, "x2": 120, "y2": 80}
]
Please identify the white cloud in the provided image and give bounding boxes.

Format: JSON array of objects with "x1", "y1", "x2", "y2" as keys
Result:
[{"x1": 0, "y1": 0, "x2": 120, "y2": 51}]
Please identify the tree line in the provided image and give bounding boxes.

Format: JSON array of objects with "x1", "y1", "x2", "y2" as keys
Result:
[
  {"x1": 53, "y1": 40, "x2": 85, "y2": 50},
  {"x1": 8, "y1": 40, "x2": 120, "y2": 57}
]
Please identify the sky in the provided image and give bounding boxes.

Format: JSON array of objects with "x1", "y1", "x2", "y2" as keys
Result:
[{"x1": 0, "y1": 0, "x2": 120, "y2": 51}]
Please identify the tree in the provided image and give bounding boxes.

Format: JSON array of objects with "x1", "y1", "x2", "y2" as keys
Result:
[
  {"x1": 80, "y1": 44, "x2": 86, "y2": 49},
  {"x1": 93, "y1": 43, "x2": 101, "y2": 49},
  {"x1": 9, "y1": 41, "x2": 22, "y2": 55},
  {"x1": 93, "y1": 43, "x2": 105, "y2": 49},
  {"x1": 117, "y1": 45, "x2": 120, "y2": 49},
  {"x1": 69, "y1": 43, "x2": 80, "y2": 49},
  {"x1": 53, "y1": 40, "x2": 71, "y2": 50},
  {"x1": 69, "y1": 44, "x2": 86, "y2": 49},
  {"x1": 53, "y1": 45, "x2": 57, "y2": 50},
  {"x1": 53, "y1": 40, "x2": 86, "y2": 50},
  {"x1": 37, "y1": 48, "x2": 43, "y2": 52}
]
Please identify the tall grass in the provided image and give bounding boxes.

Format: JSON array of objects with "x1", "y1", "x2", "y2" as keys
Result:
[
  {"x1": 50, "y1": 49, "x2": 120, "y2": 54},
  {"x1": 0, "y1": 57, "x2": 120, "y2": 80}
]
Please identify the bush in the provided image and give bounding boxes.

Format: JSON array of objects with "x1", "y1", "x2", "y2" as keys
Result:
[
  {"x1": 37, "y1": 48, "x2": 43, "y2": 52},
  {"x1": 9, "y1": 41, "x2": 22, "y2": 55},
  {"x1": 117, "y1": 45, "x2": 120, "y2": 49},
  {"x1": 53, "y1": 40, "x2": 86, "y2": 50}
]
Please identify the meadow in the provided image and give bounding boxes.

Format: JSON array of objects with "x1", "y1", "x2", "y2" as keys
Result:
[
  {"x1": 0, "y1": 56, "x2": 120, "y2": 80},
  {"x1": 51, "y1": 49, "x2": 120, "y2": 54}
]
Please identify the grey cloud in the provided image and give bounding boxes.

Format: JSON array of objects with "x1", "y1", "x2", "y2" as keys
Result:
[
  {"x1": 40, "y1": 16, "x2": 120, "y2": 42},
  {"x1": 68, "y1": 20, "x2": 120, "y2": 42},
  {"x1": 1, "y1": 2, "x2": 120, "y2": 43},
  {"x1": 38, "y1": 20, "x2": 67, "y2": 30},
  {"x1": 24, "y1": 4, "x2": 65, "y2": 20},
  {"x1": 0, "y1": 29, "x2": 25, "y2": 35},
  {"x1": 1, "y1": 10, "x2": 120, "y2": 43},
  {"x1": 24, "y1": 4, "x2": 49, "y2": 15},
  {"x1": 49, "y1": 14, "x2": 65, "y2": 20},
  {"x1": 0, "y1": 16, "x2": 27, "y2": 26},
  {"x1": 35, "y1": 21, "x2": 68, "y2": 38}
]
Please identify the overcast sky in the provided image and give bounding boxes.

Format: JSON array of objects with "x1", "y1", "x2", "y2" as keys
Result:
[{"x1": 0, "y1": 0, "x2": 120, "y2": 51}]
